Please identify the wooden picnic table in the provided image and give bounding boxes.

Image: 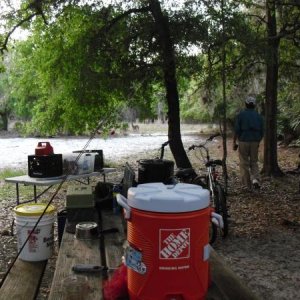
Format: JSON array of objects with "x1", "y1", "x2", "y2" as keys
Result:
[
  {"x1": 0, "y1": 165, "x2": 259, "y2": 300},
  {"x1": 0, "y1": 206, "x2": 259, "y2": 300},
  {"x1": 47, "y1": 208, "x2": 258, "y2": 300}
]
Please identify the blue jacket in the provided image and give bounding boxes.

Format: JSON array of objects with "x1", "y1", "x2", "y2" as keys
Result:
[{"x1": 234, "y1": 109, "x2": 264, "y2": 142}]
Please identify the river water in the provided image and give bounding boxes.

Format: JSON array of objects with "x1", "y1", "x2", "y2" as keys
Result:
[{"x1": 0, "y1": 133, "x2": 203, "y2": 170}]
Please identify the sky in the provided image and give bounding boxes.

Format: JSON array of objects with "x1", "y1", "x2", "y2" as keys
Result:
[{"x1": 0, "y1": 0, "x2": 25, "y2": 39}]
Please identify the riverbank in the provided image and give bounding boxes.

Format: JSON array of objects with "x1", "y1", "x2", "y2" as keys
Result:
[
  {"x1": 1, "y1": 133, "x2": 300, "y2": 299},
  {"x1": 0, "y1": 122, "x2": 217, "y2": 138},
  {"x1": 0, "y1": 123, "x2": 217, "y2": 171}
]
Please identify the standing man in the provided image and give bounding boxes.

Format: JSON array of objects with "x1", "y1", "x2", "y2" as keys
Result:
[{"x1": 233, "y1": 96, "x2": 264, "y2": 191}]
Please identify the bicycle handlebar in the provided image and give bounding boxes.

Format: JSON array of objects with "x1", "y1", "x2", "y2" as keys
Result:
[
  {"x1": 188, "y1": 133, "x2": 220, "y2": 151},
  {"x1": 160, "y1": 141, "x2": 170, "y2": 160},
  {"x1": 161, "y1": 141, "x2": 170, "y2": 147},
  {"x1": 207, "y1": 133, "x2": 221, "y2": 141}
]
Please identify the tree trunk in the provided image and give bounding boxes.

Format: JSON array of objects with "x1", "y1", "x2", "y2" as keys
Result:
[
  {"x1": 221, "y1": 0, "x2": 228, "y2": 193},
  {"x1": 149, "y1": 0, "x2": 192, "y2": 168},
  {"x1": 262, "y1": 0, "x2": 283, "y2": 176},
  {"x1": 0, "y1": 112, "x2": 8, "y2": 131}
]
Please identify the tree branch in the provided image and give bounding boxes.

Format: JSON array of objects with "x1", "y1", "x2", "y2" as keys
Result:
[
  {"x1": 104, "y1": 6, "x2": 150, "y2": 33},
  {"x1": 1, "y1": 13, "x2": 37, "y2": 54}
]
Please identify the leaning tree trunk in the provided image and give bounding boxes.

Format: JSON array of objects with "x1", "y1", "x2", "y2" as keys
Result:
[
  {"x1": 149, "y1": 0, "x2": 192, "y2": 168},
  {"x1": 262, "y1": 0, "x2": 283, "y2": 176}
]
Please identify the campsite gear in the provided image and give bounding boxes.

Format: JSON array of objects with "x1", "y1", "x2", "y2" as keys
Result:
[
  {"x1": 29, "y1": 141, "x2": 63, "y2": 178},
  {"x1": 75, "y1": 222, "x2": 98, "y2": 240},
  {"x1": 62, "y1": 153, "x2": 97, "y2": 175},
  {"x1": 72, "y1": 264, "x2": 117, "y2": 274},
  {"x1": 73, "y1": 150, "x2": 104, "y2": 171},
  {"x1": 28, "y1": 154, "x2": 63, "y2": 178},
  {"x1": 103, "y1": 264, "x2": 128, "y2": 300},
  {"x1": 137, "y1": 159, "x2": 174, "y2": 184},
  {"x1": 35, "y1": 142, "x2": 54, "y2": 156},
  {"x1": 57, "y1": 209, "x2": 67, "y2": 247},
  {"x1": 117, "y1": 182, "x2": 216, "y2": 300},
  {"x1": 13, "y1": 203, "x2": 56, "y2": 261},
  {"x1": 94, "y1": 182, "x2": 114, "y2": 210},
  {"x1": 66, "y1": 185, "x2": 97, "y2": 223}
]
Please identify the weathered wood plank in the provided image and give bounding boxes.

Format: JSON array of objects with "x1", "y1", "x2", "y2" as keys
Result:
[
  {"x1": 209, "y1": 249, "x2": 259, "y2": 300},
  {"x1": 101, "y1": 210, "x2": 126, "y2": 277},
  {"x1": 47, "y1": 211, "x2": 258, "y2": 300},
  {"x1": 0, "y1": 259, "x2": 47, "y2": 300},
  {"x1": 48, "y1": 224, "x2": 103, "y2": 300}
]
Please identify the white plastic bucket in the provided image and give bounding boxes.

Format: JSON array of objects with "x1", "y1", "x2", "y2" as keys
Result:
[{"x1": 13, "y1": 203, "x2": 56, "y2": 261}]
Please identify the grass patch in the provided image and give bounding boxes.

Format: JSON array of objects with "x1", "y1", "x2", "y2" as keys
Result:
[
  {"x1": 0, "y1": 168, "x2": 26, "y2": 180},
  {"x1": 0, "y1": 168, "x2": 31, "y2": 205}
]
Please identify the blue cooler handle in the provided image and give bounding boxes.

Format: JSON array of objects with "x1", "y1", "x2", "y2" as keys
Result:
[{"x1": 116, "y1": 194, "x2": 131, "y2": 219}]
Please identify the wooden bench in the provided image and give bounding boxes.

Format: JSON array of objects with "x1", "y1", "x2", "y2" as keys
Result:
[
  {"x1": 0, "y1": 259, "x2": 47, "y2": 300},
  {"x1": 47, "y1": 208, "x2": 259, "y2": 299},
  {"x1": 47, "y1": 209, "x2": 124, "y2": 299},
  {"x1": 0, "y1": 209, "x2": 259, "y2": 300}
]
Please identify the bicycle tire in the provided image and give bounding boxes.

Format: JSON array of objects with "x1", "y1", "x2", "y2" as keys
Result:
[
  {"x1": 192, "y1": 175, "x2": 217, "y2": 244},
  {"x1": 192, "y1": 175, "x2": 208, "y2": 189},
  {"x1": 209, "y1": 222, "x2": 217, "y2": 245},
  {"x1": 214, "y1": 183, "x2": 229, "y2": 238}
]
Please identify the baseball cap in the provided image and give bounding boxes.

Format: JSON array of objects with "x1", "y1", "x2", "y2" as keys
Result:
[{"x1": 245, "y1": 96, "x2": 256, "y2": 105}]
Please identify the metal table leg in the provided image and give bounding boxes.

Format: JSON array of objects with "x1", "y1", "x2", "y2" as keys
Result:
[
  {"x1": 34, "y1": 185, "x2": 37, "y2": 202},
  {"x1": 16, "y1": 183, "x2": 20, "y2": 205}
]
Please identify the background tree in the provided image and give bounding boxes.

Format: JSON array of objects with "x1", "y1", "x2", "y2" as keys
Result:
[
  {"x1": 1, "y1": 0, "x2": 209, "y2": 168},
  {"x1": 1, "y1": 0, "x2": 300, "y2": 173},
  {"x1": 262, "y1": 0, "x2": 300, "y2": 175}
]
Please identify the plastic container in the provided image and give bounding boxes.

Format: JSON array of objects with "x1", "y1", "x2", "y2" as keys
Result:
[
  {"x1": 73, "y1": 150, "x2": 104, "y2": 171},
  {"x1": 138, "y1": 159, "x2": 174, "y2": 184},
  {"x1": 117, "y1": 183, "x2": 212, "y2": 300},
  {"x1": 35, "y1": 142, "x2": 54, "y2": 156},
  {"x1": 13, "y1": 203, "x2": 56, "y2": 261},
  {"x1": 62, "y1": 153, "x2": 96, "y2": 175}
]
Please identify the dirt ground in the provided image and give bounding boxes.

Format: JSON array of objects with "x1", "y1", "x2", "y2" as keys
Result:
[{"x1": 0, "y1": 133, "x2": 300, "y2": 300}]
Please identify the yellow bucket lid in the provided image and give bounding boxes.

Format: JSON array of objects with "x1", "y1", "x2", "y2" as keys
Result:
[{"x1": 14, "y1": 203, "x2": 56, "y2": 216}]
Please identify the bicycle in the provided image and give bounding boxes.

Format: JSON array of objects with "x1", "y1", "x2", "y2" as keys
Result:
[
  {"x1": 156, "y1": 139, "x2": 223, "y2": 244},
  {"x1": 175, "y1": 133, "x2": 229, "y2": 242}
]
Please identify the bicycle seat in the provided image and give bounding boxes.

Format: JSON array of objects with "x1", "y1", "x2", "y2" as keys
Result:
[
  {"x1": 175, "y1": 168, "x2": 195, "y2": 179},
  {"x1": 206, "y1": 159, "x2": 223, "y2": 167}
]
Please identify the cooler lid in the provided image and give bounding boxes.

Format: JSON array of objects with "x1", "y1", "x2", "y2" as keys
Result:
[{"x1": 127, "y1": 183, "x2": 210, "y2": 213}]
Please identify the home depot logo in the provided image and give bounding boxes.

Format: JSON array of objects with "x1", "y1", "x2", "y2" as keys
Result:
[{"x1": 159, "y1": 228, "x2": 190, "y2": 259}]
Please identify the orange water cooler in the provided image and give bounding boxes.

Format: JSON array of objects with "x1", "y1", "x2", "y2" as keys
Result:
[{"x1": 117, "y1": 182, "x2": 213, "y2": 300}]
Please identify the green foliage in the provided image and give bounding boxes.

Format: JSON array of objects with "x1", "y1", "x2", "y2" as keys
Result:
[
  {"x1": 8, "y1": 6, "x2": 129, "y2": 135},
  {"x1": 180, "y1": 77, "x2": 211, "y2": 123},
  {"x1": 1, "y1": 0, "x2": 300, "y2": 142}
]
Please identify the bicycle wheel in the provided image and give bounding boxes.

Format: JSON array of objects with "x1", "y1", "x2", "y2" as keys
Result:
[
  {"x1": 192, "y1": 175, "x2": 208, "y2": 189},
  {"x1": 209, "y1": 222, "x2": 217, "y2": 245},
  {"x1": 214, "y1": 183, "x2": 229, "y2": 238},
  {"x1": 192, "y1": 176, "x2": 217, "y2": 244}
]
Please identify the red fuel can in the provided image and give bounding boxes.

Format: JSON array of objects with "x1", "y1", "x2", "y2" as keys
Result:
[
  {"x1": 35, "y1": 142, "x2": 54, "y2": 156},
  {"x1": 117, "y1": 183, "x2": 212, "y2": 300}
]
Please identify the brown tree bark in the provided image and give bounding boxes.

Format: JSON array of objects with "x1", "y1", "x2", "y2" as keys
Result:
[
  {"x1": 0, "y1": 111, "x2": 8, "y2": 131},
  {"x1": 262, "y1": 0, "x2": 283, "y2": 176},
  {"x1": 149, "y1": 0, "x2": 192, "y2": 168}
]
